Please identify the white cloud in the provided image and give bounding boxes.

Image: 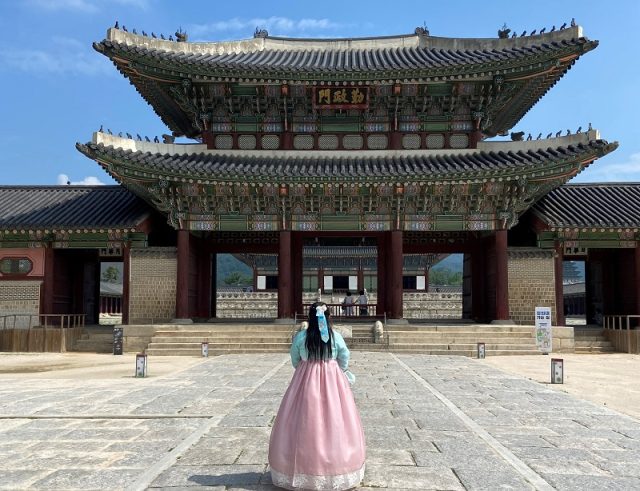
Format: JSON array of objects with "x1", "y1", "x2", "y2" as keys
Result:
[
  {"x1": 25, "y1": 0, "x2": 150, "y2": 12},
  {"x1": 57, "y1": 174, "x2": 105, "y2": 185},
  {"x1": 0, "y1": 37, "x2": 112, "y2": 76},
  {"x1": 189, "y1": 16, "x2": 345, "y2": 39},
  {"x1": 582, "y1": 153, "x2": 640, "y2": 182},
  {"x1": 26, "y1": 0, "x2": 98, "y2": 13}
]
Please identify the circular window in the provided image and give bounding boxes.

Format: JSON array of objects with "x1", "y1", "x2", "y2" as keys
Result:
[{"x1": 0, "y1": 257, "x2": 33, "y2": 275}]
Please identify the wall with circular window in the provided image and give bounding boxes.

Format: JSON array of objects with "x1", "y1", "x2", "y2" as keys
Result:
[{"x1": 0, "y1": 257, "x2": 33, "y2": 276}]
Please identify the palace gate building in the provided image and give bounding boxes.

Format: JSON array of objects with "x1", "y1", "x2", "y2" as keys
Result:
[{"x1": 1, "y1": 23, "x2": 638, "y2": 328}]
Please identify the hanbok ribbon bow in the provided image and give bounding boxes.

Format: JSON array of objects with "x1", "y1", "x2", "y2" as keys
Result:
[{"x1": 316, "y1": 305, "x2": 329, "y2": 343}]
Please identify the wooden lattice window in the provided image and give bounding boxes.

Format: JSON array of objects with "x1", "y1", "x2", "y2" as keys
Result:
[{"x1": 0, "y1": 257, "x2": 33, "y2": 275}]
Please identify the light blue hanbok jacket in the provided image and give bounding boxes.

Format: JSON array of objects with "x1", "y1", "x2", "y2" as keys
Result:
[{"x1": 290, "y1": 329, "x2": 350, "y2": 371}]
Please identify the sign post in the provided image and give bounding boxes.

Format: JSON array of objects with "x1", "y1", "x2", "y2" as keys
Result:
[
  {"x1": 113, "y1": 327, "x2": 123, "y2": 355},
  {"x1": 135, "y1": 353, "x2": 147, "y2": 378},
  {"x1": 551, "y1": 358, "x2": 564, "y2": 384},
  {"x1": 534, "y1": 306, "x2": 552, "y2": 354},
  {"x1": 477, "y1": 342, "x2": 486, "y2": 359}
]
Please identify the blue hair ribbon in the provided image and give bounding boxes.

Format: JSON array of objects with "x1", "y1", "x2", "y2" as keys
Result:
[{"x1": 316, "y1": 305, "x2": 329, "y2": 343}]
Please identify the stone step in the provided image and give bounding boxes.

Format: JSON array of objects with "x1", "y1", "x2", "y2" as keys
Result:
[
  {"x1": 143, "y1": 324, "x2": 293, "y2": 332},
  {"x1": 388, "y1": 335, "x2": 534, "y2": 343},
  {"x1": 388, "y1": 330, "x2": 534, "y2": 337},
  {"x1": 387, "y1": 348, "x2": 541, "y2": 357},
  {"x1": 574, "y1": 340, "x2": 614, "y2": 347},
  {"x1": 389, "y1": 343, "x2": 536, "y2": 351},
  {"x1": 152, "y1": 330, "x2": 294, "y2": 338},
  {"x1": 575, "y1": 346, "x2": 617, "y2": 353},
  {"x1": 151, "y1": 335, "x2": 293, "y2": 343},
  {"x1": 145, "y1": 348, "x2": 288, "y2": 356},
  {"x1": 147, "y1": 342, "x2": 291, "y2": 350},
  {"x1": 348, "y1": 344, "x2": 389, "y2": 351},
  {"x1": 385, "y1": 326, "x2": 534, "y2": 333}
]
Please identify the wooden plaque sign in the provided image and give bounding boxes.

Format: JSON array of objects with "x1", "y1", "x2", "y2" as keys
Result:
[{"x1": 313, "y1": 86, "x2": 369, "y2": 109}]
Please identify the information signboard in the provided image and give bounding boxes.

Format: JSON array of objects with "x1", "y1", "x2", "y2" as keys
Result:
[
  {"x1": 113, "y1": 327, "x2": 123, "y2": 355},
  {"x1": 535, "y1": 306, "x2": 552, "y2": 354}
]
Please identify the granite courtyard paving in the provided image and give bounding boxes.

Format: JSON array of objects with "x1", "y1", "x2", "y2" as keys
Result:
[{"x1": 1, "y1": 352, "x2": 639, "y2": 490}]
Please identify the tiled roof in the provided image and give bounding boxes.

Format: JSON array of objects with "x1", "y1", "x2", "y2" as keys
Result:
[
  {"x1": 76, "y1": 140, "x2": 614, "y2": 180},
  {"x1": 533, "y1": 184, "x2": 640, "y2": 228},
  {"x1": 0, "y1": 186, "x2": 151, "y2": 230},
  {"x1": 96, "y1": 37, "x2": 594, "y2": 75}
]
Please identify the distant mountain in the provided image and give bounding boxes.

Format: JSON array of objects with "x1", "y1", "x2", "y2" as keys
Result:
[
  {"x1": 432, "y1": 254, "x2": 463, "y2": 272},
  {"x1": 216, "y1": 254, "x2": 252, "y2": 286}
]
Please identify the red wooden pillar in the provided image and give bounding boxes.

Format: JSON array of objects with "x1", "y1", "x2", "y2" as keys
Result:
[
  {"x1": 278, "y1": 230, "x2": 293, "y2": 319},
  {"x1": 41, "y1": 247, "x2": 55, "y2": 315},
  {"x1": 495, "y1": 230, "x2": 510, "y2": 321},
  {"x1": 292, "y1": 232, "x2": 304, "y2": 317},
  {"x1": 121, "y1": 243, "x2": 131, "y2": 324},
  {"x1": 175, "y1": 229, "x2": 190, "y2": 319},
  {"x1": 376, "y1": 233, "x2": 386, "y2": 316},
  {"x1": 210, "y1": 248, "x2": 217, "y2": 319},
  {"x1": 197, "y1": 241, "x2": 211, "y2": 319},
  {"x1": 389, "y1": 230, "x2": 404, "y2": 319},
  {"x1": 554, "y1": 241, "x2": 565, "y2": 326}
]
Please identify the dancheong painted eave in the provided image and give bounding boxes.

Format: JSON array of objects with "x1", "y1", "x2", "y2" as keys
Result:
[
  {"x1": 76, "y1": 131, "x2": 617, "y2": 183},
  {"x1": 93, "y1": 25, "x2": 598, "y2": 137}
]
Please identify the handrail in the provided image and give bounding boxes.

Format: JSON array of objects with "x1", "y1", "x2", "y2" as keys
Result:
[
  {"x1": 301, "y1": 303, "x2": 380, "y2": 319},
  {"x1": 603, "y1": 314, "x2": 639, "y2": 354},
  {"x1": 0, "y1": 314, "x2": 86, "y2": 330}
]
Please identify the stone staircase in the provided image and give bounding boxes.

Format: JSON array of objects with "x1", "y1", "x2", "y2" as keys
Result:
[
  {"x1": 574, "y1": 327, "x2": 616, "y2": 354},
  {"x1": 142, "y1": 323, "x2": 540, "y2": 357},
  {"x1": 386, "y1": 325, "x2": 540, "y2": 357},
  {"x1": 72, "y1": 326, "x2": 114, "y2": 353},
  {"x1": 345, "y1": 324, "x2": 388, "y2": 352},
  {"x1": 144, "y1": 324, "x2": 294, "y2": 356}
]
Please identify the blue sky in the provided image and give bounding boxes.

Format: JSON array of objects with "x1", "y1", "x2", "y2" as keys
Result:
[{"x1": 0, "y1": 0, "x2": 638, "y2": 185}]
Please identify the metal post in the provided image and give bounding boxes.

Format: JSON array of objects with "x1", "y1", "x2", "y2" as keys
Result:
[
  {"x1": 627, "y1": 315, "x2": 631, "y2": 354},
  {"x1": 551, "y1": 358, "x2": 564, "y2": 384},
  {"x1": 60, "y1": 315, "x2": 66, "y2": 353},
  {"x1": 477, "y1": 342, "x2": 486, "y2": 359},
  {"x1": 135, "y1": 353, "x2": 147, "y2": 377}
]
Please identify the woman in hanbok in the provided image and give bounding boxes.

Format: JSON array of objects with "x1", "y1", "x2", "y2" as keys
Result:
[{"x1": 268, "y1": 302, "x2": 366, "y2": 490}]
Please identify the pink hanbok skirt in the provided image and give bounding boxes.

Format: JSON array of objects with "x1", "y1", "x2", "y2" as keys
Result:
[{"x1": 268, "y1": 359, "x2": 366, "y2": 490}]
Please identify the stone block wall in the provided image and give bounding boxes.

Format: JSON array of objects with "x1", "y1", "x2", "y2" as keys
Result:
[
  {"x1": 214, "y1": 291, "x2": 462, "y2": 319},
  {"x1": 129, "y1": 247, "x2": 177, "y2": 323},
  {"x1": 508, "y1": 248, "x2": 557, "y2": 325},
  {"x1": 0, "y1": 281, "x2": 41, "y2": 327}
]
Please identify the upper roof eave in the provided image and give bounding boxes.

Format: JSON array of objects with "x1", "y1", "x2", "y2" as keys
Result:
[
  {"x1": 103, "y1": 25, "x2": 587, "y2": 55},
  {"x1": 95, "y1": 26, "x2": 595, "y2": 81}
]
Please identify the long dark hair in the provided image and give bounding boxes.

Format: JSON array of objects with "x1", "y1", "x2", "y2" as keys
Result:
[{"x1": 305, "y1": 302, "x2": 333, "y2": 360}]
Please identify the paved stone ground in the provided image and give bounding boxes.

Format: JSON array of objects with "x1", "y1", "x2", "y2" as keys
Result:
[{"x1": 1, "y1": 353, "x2": 639, "y2": 490}]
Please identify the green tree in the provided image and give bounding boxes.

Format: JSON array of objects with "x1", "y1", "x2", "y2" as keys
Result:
[
  {"x1": 102, "y1": 265, "x2": 120, "y2": 283},
  {"x1": 429, "y1": 267, "x2": 463, "y2": 286},
  {"x1": 223, "y1": 271, "x2": 252, "y2": 286}
]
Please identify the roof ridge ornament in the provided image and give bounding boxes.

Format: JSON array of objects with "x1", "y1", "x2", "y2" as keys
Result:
[
  {"x1": 254, "y1": 27, "x2": 269, "y2": 39},
  {"x1": 498, "y1": 23, "x2": 511, "y2": 39},
  {"x1": 414, "y1": 25, "x2": 429, "y2": 37},
  {"x1": 175, "y1": 27, "x2": 188, "y2": 42}
]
